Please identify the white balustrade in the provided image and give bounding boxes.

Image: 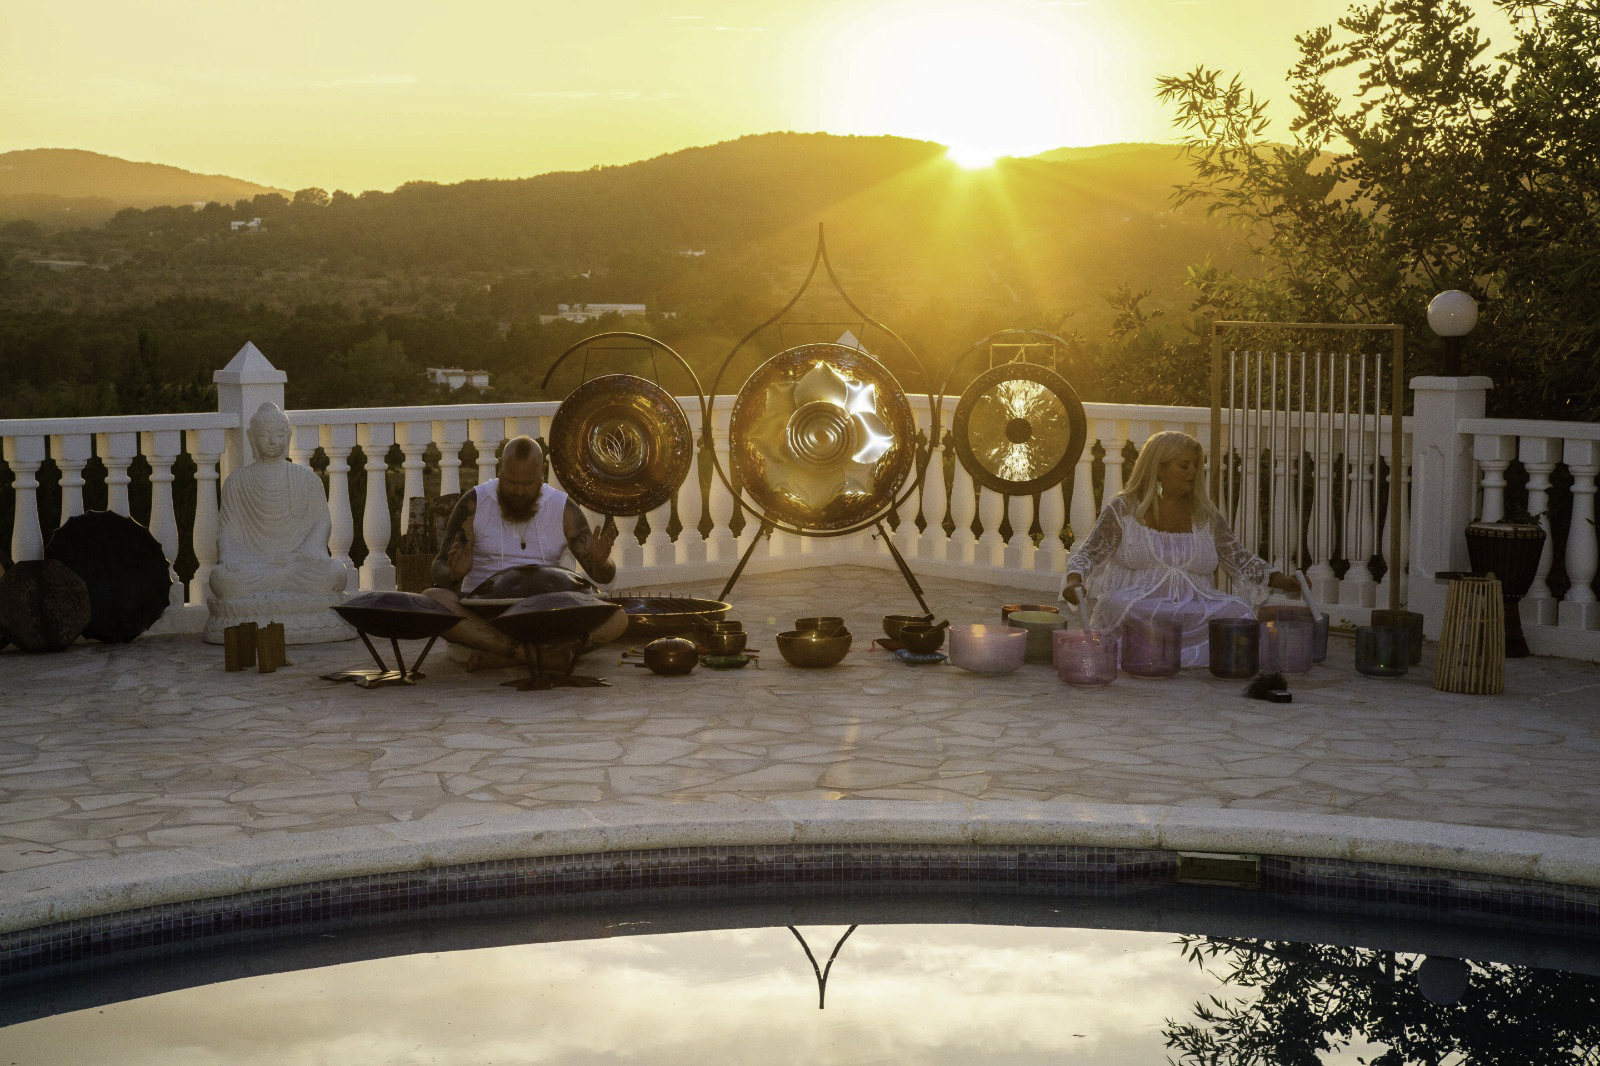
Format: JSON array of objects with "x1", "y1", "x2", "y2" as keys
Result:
[
  {"x1": 140, "y1": 429, "x2": 184, "y2": 607},
  {"x1": 189, "y1": 427, "x2": 225, "y2": 605},
  {"x1": 3, "y1": 434, "x2": 45, "y2": 564},
  {"x1": 51, "y1": 433, "x2": 93, "y2": 524},
  {"x1": 358, "y1": 423, "x2": 396, "y2": 591},
  {"x1": 98, "y1": 432, "x2": 138, "y2": 515},
  {"x1": 1563, "y1": 439, "x2": 1599, "y2": 628},
  {"x1": 1520, "y1": 437, "x2": 1561, "y2": 625}
]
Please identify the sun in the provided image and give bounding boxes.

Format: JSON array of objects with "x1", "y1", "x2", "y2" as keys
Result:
[{"x1": 816, "y1": 1, "x2": 1111, "y2": 160}]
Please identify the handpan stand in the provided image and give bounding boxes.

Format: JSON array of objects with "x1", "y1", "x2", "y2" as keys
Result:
[{"x1": 483, "y1": 591, "x2": 623, "y2": 690}]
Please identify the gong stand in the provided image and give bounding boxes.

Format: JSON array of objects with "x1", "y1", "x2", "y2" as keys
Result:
[
  {"x1": 501, "y1": 643, "x2": 611, "y2": 691},
  {"x1": 706, "y1": 226, "x2": 937, "y2": 619},
  {"x1": 324, "y1": 631, "x2": 442, "y2": 688}
]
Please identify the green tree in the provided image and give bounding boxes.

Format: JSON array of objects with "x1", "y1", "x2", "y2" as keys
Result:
[{"x1": 1156, "y1": 0, "x2": 1600, "y2": 418}]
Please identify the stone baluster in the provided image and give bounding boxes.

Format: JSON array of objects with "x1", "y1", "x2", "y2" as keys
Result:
[
  {"x1": 674, "y1": 431, "x2": 706, "y2": 566},
  {"x1": 1473, "y1": 434, "x2": 1515, "y2": 523},
  {"x1": 642, "y1": 496, "x2": 674, "y2": 570},
  {"x1": 1396, "y1": 432, "x2": 1414, "y2": 603},
  {"x1": 976, "y1": 484, "x2": 1006, "y2": 567},
  {"x1": 1069, "y1": 433, "x2": 1097, "y2": 553},
  {"x1": 96, "y1": 431, "x2": 139, "y2": 515},
  {"x1": 1002, "y1": 494, "x2": 1035, "y2": 571},
  {"x1": 395, "y1": 422, "x2": 431, "y2": 520},
  {"x1": 948, "y1": 441, "x2": 978, "y2": 566},
  {"x1": 358, "y1": 422, "x2": 396, "y2": 592},
  {"x1": 189, "y1": 427, "x2": 226, "y2": 605},
  {"x1": 1518, "y1": 436, "x2": 1560, "y2": 625},
  {"x1": 704, "y1": 405, "x2": 739, "y2": 563},
  {"x1": 917, "y1": 423, "x2": 950, "y2": 563},
  {"x1": 1036, "y1": 485, "x2": 1066, "y2": 575},
  {"x1": 320, "y1": 424, "x2": 358, "y2": 593},
  {"x1": 50, "y1": 433, "x2": 94, "y2": 523},
  {"x1": 1344, "y1": 438, "x2": 1378, "y2": 607},
  {"x1": 467, "y1": 418, "x2": 505, "y2": 490},
  {"x1": 433, "y1": 419, "x2": 468, "y2": 496},
  {"x1": 1101, "y1": 421, "x2": 1128, "y2": 500},
  {"x1": 1560, "y1": 439, "x2": 1599, "y2": 629},
  {"x1": 140, "y1": 429, "x2": 184, "y2": 606},
  {"x1": 4, "y1": 435, "x2": 46, "y2": 563}
]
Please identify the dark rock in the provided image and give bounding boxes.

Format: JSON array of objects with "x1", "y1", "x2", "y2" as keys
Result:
[{"x1": 0, "y1": 559, "x2": 93, "y2": 652}]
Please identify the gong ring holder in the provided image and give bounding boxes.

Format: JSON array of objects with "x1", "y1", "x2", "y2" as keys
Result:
[
  {"x1": 935, "y1": 328, "x2": 1087, "y2": 497},
  {"x1": 703, "y1": 228, "x2": 932, "y2": 541}
]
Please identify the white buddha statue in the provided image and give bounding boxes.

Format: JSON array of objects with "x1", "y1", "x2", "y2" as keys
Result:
[{"x1": 203, "y1": 402, "x2": 354, "y2": 643}]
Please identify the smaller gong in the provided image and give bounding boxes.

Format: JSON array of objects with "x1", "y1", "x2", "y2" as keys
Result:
[
  {"x1": 549, "y1": 374, "x2": 695, "y2": 517},
  {"x1": 952, "y1": 362, "x2": 1087, "y2": 496}
]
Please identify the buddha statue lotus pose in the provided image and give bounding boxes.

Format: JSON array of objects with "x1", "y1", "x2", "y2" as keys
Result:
[{"x1": 203, "y1": 402, "x2": 354, "y2": 644}]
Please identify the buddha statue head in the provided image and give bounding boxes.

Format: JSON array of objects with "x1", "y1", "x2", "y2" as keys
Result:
[{"x1": 248, "y1": 402, "x2": 293, "y2": 463}]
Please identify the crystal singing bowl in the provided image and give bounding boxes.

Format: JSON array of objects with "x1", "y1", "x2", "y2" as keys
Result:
[
  {"x1": 1119, "y1": 618, "x2": 1182, "y2": 677},
  {"x1": 947, "y1": 624, "x2": 1027, "y2": 675},
  {"x1": 1052, "y1": 629, "x2": 1118, "y2": 685}
]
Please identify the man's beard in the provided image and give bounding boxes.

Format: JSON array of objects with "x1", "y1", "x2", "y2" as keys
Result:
[{"x1": 498, "y1": 483, "x2": 541, "y2": 523}]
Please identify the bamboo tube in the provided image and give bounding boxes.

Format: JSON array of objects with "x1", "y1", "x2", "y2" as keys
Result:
[{"x1": 1433, "y1": 576, "x2": 1505, "y2": 695}]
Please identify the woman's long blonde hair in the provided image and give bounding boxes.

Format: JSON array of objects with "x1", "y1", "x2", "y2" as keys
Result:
[{"x1": 1118, "y1": 431, "x2": 1220, "y2": 526}]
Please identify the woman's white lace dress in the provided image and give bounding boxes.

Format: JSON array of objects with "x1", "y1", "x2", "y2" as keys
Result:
[{"x1": 1063, "y1": 495, "x2": 1272, "y2": 667}]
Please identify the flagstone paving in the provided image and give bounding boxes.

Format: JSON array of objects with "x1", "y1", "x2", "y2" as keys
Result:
[{"x1": 3, "y1": 565, "x2": 1599, "y2": 924}]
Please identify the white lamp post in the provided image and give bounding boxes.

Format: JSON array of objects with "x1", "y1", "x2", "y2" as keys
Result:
[{"x1": 1426, "y1": 290, "x2": 1478, "y2": 376}]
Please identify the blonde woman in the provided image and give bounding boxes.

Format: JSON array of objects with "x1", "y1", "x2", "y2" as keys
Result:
[{"x1": 1062, "y1": 431, "x2": 1299, "y2": 667}]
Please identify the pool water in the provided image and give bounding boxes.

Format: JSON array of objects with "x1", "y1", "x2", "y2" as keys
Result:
[{"x1": 4, "y1": 899, "x2": 1598, "y2": 1065}]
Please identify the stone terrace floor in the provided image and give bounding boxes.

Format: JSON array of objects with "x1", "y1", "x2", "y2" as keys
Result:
[{"x1": 4, "y1": 564, "x2": 1600, "y2": 927}]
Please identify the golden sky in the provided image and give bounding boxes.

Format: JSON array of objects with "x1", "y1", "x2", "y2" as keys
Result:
[{"x1": 1, "y1": 0, "x2": 1511, "y2": 193}]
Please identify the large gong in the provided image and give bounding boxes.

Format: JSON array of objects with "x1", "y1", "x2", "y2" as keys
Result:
[
  {"x1": 952, "y1": 361, "x2": 1087, "y2": 496},
  {"x1": 548, "y1": 373, "x2": 695, "y2": 517},
  {"x1": 729, "y1": 342, "x2": 916, "y2": 532}
]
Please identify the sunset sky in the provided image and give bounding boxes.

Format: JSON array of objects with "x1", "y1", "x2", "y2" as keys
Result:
[{"x1": 2, "y1": 0, "x2": 1512, "y2": 193}]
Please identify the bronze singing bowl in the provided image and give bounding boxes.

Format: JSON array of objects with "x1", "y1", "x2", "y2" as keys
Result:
[
  {"x1": 775, "y1": 628, "x2": 853, "y2": 668},
  {"x1": 701, "y1": 630, "x2": 748, "y2": 656},
  {"x1": 795, "y1": 615, "x2": 845, "y2": 635},
  {"x1": 608, "y1": 596, "x2": 732, "y2": 638},
  {"x1": 897, "y1": 621, "x2": 948, "y2": 654},
  {"x1": 729, "y1": 343, "x2": 916, "y2": 532},
  {"x1": 549, "y1": 373, "x2": 695, "y2": 517},
  {"x1": 952, "y1": 361, "x2": 1087, "y2": 496},
  {"x1": 882, "y1": 613, "x2": 933, "y2": 641}
]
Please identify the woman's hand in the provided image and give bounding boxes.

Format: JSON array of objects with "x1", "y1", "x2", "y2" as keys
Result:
[
  {"x1": 1268, "y1": 571, "x2": 1300, "y2": 593},
  {"x1": 1061, "y1": 573, "x2": 1084, "y2": 606}
]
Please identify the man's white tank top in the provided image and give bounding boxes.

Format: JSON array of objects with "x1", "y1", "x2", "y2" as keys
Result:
[{"x1": 462, "y1": 480, "x2": 572, "y2": 593}]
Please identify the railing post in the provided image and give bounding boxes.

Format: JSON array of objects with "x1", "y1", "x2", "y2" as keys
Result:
[
  {"x1": 706, "y1": 405, "x2": 738, "y2": 563},
  {"x1": 50, "y1": 433, "x2": 93, "y2": 523},
  {"x1": 1472, "y1": 434, "x2": 1515, "y2": 523},
  {"x1": 96, "y1": 432, "x2": 138, "y2": 516},
  {"x1": 140, "y1": 429, "x2": 184, "y2": 607},
  {"x1": 917, "y1": 419, "x2": 950, "y2": 563},
  {"x1": 358, "y1": 422, "x2": 396, "y2": 592},
  {"x1": 395, "y1": 422, "x2": 430, "y2": 520},
  {"x1": 1407, "y1": 376, "x2": 1492, "y2": 637},
  {"x1": 213, "y1": 342, "x2": 287, "y2": 481},
  {"x1": 1560, "y1": 439, "x2": 1599, "y2": 629},
  {"x1": 3, "y1": 435, "x2": 45, "y2": 563},
  {"x1": 1520, "y1": 436, "x2": 1560, "y2": 626},
  {"x1": 948, "y1": 441, "x2": 978, "y2": 565},
  {"x1": 433, "y1": 419, "x2": 468, "y2": 496},
  {"x1": 189, "y1": 427, "x2": 225, "y2": 606}
]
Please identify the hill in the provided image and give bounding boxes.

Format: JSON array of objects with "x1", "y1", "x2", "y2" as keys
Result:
[{"x1": 0, "y1": 149, "x2": 284, "y2": 228}]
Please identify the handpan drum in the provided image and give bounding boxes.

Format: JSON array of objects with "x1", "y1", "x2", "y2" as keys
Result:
[
  {"x1": 548, "y1": 373, "x2": 695, "y2": 517},
  {"x1": 952, "y1": 362, "x2": 1087, "y2": 496},
  {"x1": 729, "y1": 342, "x2": 916, "y2": 532}
]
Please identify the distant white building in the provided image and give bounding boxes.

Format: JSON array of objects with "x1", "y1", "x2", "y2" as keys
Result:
[
  {"x1": 552, "y1": 302, "x2": 647, "y2": 323},
  {"x1": 427, "y1": 367, "x2": 491, "y2": 392},
  {"x1": 230, "y1": 218, "x2": 262, "y2": 232}
]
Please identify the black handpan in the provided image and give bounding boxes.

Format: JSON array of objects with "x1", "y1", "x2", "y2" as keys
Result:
[
  {"x1": 490, "y1": 590, "x2": 622, "y2": 690},
  {"x1": 326, "y1": 591, "x2": 461, "y2": 688}
]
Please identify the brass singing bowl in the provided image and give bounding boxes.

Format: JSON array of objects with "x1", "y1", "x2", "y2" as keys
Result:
[
  {"x1": 729, "y1": 342, "x2": 916, "y2": 532},
  {"x1": 548, "y1": 373, "x2": 695, "y2": 517},
  {"x1": 701, "y1": 630, "x2": 748, "y2": 656},
  {"x1": 795, "y1": 615, "x2": 845, "y2": 635},
  {"x1": 882, "y1": 613, "x2": 933, "y2": 641},
  {"x1": 897, "y1": 622, "x2": 948, "y2": 654},
  {"x1": 952, "y1": 361, "x2": 1087, "y2": 496},
  {"x1": 775, "y1": 628, "x2": 853, "y2": 668}
]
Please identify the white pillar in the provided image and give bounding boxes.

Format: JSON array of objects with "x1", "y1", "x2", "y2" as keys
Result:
[
  {"x1": 96, "y1": 432, "x2": 138, "y2": 516},
  {"x1": 320, "y1": 424, "x2": 357, "y2": 593},
  {"x1": 395, "y1": 421, "x2": 430, "y2": 521},
  {"x1": 1520, "y1": 436, "x2": 1560, "y2": 626},
  {"x1": 189, "y1": 427, "x2": 225, "y2": 606},
  {"x1": 359, "y1": 422, "x2": 396, "y2": 591},
  {"x1": 433, "y1": 418, "x2": 468, "y2": 496},
  {"x1": 1407, "y1": 376, "x2": 1493, "y2": 637},
  {"x1": 50, "y1": 433, "x2": 93, "y2": 523},
  {"x1": 212, "y1": 342, "x2": 287, "y2": 482},
  {"x1": 140, "y1": 429, "x2": 184, "y2": 607},
  {"x1": 3, "y1": 435, "x2": 46, "y2": 563},
  {"x1": 1036, "y1": 486, "x2": 1066, "y2": 575},
  {"x1": 706, "y1": 407, "x2": 738, "y2": 563},
  {"x1": 948, "y1": 458, "x2": 978, "y2": 565},
  {"x1": 1472, "y1": 433, "x2": 1514, "y2": 523},
  {"x1": 1559, "y1": 438, "x2": 1599, "y2": 629}
]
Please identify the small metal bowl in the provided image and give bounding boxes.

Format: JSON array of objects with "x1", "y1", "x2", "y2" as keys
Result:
[
  {"x1": 702, "y1": 630, "x2": 748, "y2": 656},
  {"x1": 700, "y1": 620, "x2": 744, "y2": 634},
  {"x1": 882, "y1": 613, "x2": 932, "y2": 641},
  {"x1": 796, "y1": 616, "x2": 845, "y2": 635},
  {"x1": 776, "y1": 628, "x2": 852, "y2": 668},
  {"x1": 897, "y1": 622, "x2": 947, "y2": 654}
]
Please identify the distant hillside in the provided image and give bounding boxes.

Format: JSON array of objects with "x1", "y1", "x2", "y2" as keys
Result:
[{"x1": 0, "y1": 149, "x2": 283, "y2": 228}]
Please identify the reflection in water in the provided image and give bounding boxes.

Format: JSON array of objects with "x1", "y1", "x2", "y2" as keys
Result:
[
  {"x1": 1164, "y1": 936, "x2": 1600, "y2": 1065},
  {"x1": 2, "y1": 925, "x2": 1597, "y2": 1065}
]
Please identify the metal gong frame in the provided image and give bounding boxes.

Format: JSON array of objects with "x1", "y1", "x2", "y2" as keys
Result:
[
  {"x1": 936, "y1": 329, "x2": 1088, "y2": 498},
  {"x1": 540, "y1": 332, "x2": 707, "y2": 527},
  {"x1": 706, "y1": 225, "x2": 934, "y2": 614}
]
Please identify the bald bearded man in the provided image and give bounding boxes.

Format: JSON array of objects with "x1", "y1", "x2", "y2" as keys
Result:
[{"x1": 424, "y1": 437, "x2": 626, "y2": 668}]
